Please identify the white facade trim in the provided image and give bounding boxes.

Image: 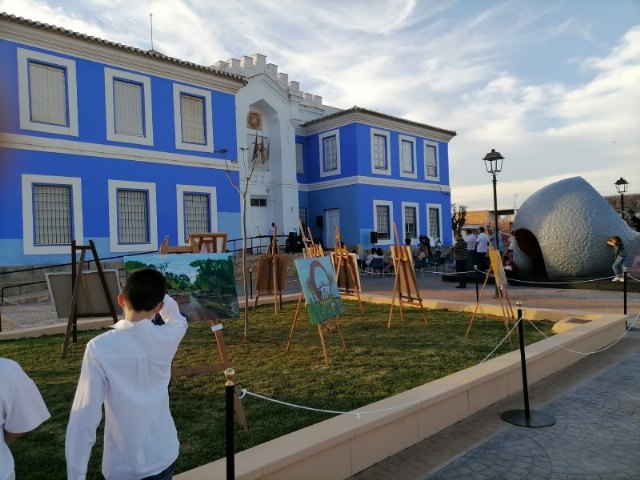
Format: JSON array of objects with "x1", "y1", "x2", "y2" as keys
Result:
[
  {"x1": 318, "y1": 129, "x2": 341, "y2": 178},
  {"x1": 176, "y1": 185, "x2": 218, "y2": 245},
  {"x1": 370, "y1": 128, "x2": 391, "y2": 176},
  {"x1": 2, "y1": 21, "x2": 244, "y2": 94},
  {"x1": 303, "y1": 110, "x2": 456, "y2": 142},
  {"x1": 108, "y1": 179, "x2": 158, "y2": 252},
  {"x1": 424, "y1": 140, "x2": 441, "y2": 182},
  {"x1": 22, "y1": 174, "x2": 83, "y2": 254},
  {"x1": 401, "y1": 201, "x2": 420, "y2": 241},
  {"x1": 298, "y1": 175, "x2": 451, "y2": 193},
  {"x1": 373, "y1": 199, "x2": 394, "y2": 245},
  {"x1": 104, "y1": 67, "x2": 154, "y2": 145},
  {"x1": 0, "y1": 133, "x2": 238, "y2": 171},
  {"x1": 17, "y1": 48, "x2": 78, "y2": 136},
  {"x1": 398, "y1": 135, "x2": 417, "y2": 179},
  {"x1": 173, "y1": 83, "x2": 214, "y2": 153}
]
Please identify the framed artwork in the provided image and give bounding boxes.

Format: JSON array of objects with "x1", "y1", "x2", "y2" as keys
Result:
[
  {"x1": 295, "y1": 256, "x2": 344, "y2": 325},
  {"x1": 124, "y1": 253, "x2": 239, "y2": 321}
]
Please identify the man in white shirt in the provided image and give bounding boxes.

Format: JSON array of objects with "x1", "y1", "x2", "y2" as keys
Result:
[
  {"x1": 464, "y1": 229, "x2": 478, "y2": 272},
  {"x1": 476, "y1": 227, "x2": 489, "y2": 271},
  {"x1": 0, "y1": 358, "x2": 50, "y2": 480},
  {"x1": 66, "y1": 268, "x2": 188, "y2": 480}
]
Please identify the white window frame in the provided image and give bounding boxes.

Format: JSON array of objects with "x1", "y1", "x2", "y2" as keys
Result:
[
  {"x1": 17, "y1": 48, "x2": 78, "y2": 136},
  {"x1": 370, "y1": 129, "x2": 391, "y2": 175},
  {"x1": 401, "y1": 202, "x2": 420, "y2": 242},
  {"x1": 108, "y1": 180, "x2": 157, "y2": 252},
  {"x1": 373, "y1": 200, "x2": 394, "y2": 245},
  {"x1": 176, "y1": 185, "x2": 217, "y2": 245},
  {"x1": 22, "y1": 174, "x2": 83, "y2": 255},
  {"x1": 399, "y1": 135, "x2": 417, "y2": 179},
  {"x1": 173, "y1": 83, "x2": 214, "y2": 152},
  {"x1": 424, "y1": 140, "x2": 440, "y2": 181},
  {"x1": 296, "y1": 142, "x2": 304, "y2": 174},
  {"x1": 104, "y1": 67, "x2": 153, "y2": 145},
  {"x1": 319, "y1": 129, "x2": 341, "y2": 178},
  {"x1": 426, "y1": 203, "x2": 442, "y2": 242}
]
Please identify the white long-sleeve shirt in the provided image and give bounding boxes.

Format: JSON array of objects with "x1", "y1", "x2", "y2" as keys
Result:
[
  {"x1": 0, "y1": 358, "x2": 50, "y2": 480},
  {"x1": 66, "y1": 294, "x2": 187, "y2": 480}
]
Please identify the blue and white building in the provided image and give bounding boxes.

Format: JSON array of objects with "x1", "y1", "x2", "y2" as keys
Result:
[
  {"x1": 0, "y1": 13, "x2": 456, "y2": 267},
  {"x1": 215, "y1": 55, "x2": 457, "y2": 251},
  {"x1": 0, "y1": 13, "x2": 244, "y2": 266}
]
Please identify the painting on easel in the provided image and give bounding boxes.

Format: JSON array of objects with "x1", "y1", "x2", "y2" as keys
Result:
[
  {"x1": 124, "y1": 253, "x2": 239, "y2": 321},
  {"x1": 295, "y1": 256, "x2": 344, "y2": 325}
]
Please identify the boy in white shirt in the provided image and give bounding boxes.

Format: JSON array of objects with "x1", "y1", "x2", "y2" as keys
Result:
[
  {"x1": 0, "y1": 358, "x2": 50, "y2": 480},
  {"x1": 66, "y1": 268, "x2": 188, "y2": 480}
]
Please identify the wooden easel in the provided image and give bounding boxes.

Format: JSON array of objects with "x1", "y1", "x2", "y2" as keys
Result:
[
  {"x1": 61, "y1": 240, "x2": 118, "y2": 359},
  {"x1": 159, "y1": 235, "x2": 197, "y2": 254},
  {"x1": 331, "y1": 226, "x2": 364, "y2": 312},
  {"x1": 286, "y1": 221, "x2": 346, "y2": 365},
  {"x1": 156, "y1": 251, "x2": 247, "y2": 428},
  {"x1": 465, "y1": 244, "x2": 516, "y2": 338},
  {"x1": 252, "y1": 225, "x2": 288, "y2": 314},
  {"x1": 388, "y1": 224, "x2": 428, "y2": 328}
]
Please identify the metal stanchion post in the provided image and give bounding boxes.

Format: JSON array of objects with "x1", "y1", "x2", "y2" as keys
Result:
[
  {"x1": 249, "y1": 268, "x2": 253, "y2": 300},
  {"x1": 225, "y1": 368, "x2": 235, "y2": 480},
  {"x1": 623, "y1": 267, "x2": 627, "y2": 316},
  {"x1": 501, "y1": 302, "x2": 556, "y2": 428},
  {"x1": 474, "y1": 265, "x2": 479, "y2": 302}
]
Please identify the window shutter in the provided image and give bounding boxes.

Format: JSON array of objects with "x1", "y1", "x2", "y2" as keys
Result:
[
  {"x1": 114, "y1": 80, "x2": 144, "y2": 136},
  {"x1": 29, "y1": 62, "x2": 68, "y2": 126},
  {"x1": 180, "y1": 94, "x2": 206, "y2": 144}
]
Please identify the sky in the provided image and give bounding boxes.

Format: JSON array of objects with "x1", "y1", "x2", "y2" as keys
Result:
[{"x1": 2, "y1": 0, "x2": 639, "y2": 211}]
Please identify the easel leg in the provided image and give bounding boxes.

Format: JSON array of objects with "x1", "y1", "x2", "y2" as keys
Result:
[
  {"x1": 466, "y1": 272, "x2": 490, "y2": 337},
  {"x1": 317, "y1": 323, "x2": 330, "y2": 366},
  {"x1": 332, "y1": 318, "x2": 347, "y2": 351},
  {"x1": 285, "y1": 294, "x2": 304, "y2": 354}
]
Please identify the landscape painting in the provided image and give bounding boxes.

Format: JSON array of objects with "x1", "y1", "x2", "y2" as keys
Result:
[{"x1": 124, "y1": 253, "x2": 239, "y2": 321}]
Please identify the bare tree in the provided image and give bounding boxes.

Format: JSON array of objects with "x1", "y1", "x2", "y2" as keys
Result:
[
  {"x1": 451, "y1": 204, "x2": 467, "y2": 235},
  {"x1": 225, "y1": 138, "x2": 264, "y2": 340}
]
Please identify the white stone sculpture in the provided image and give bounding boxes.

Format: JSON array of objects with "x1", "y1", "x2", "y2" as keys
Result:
[{"x1": 514, "y1": 176, "x2": 640, "y2": 279}]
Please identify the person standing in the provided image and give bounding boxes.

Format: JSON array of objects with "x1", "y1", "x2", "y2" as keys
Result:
[
  {"x1": 66, "y1": 268, "x2": 188, "y2": 480},
  {"x1": 476, "y1": 227, "x2": 489, "y2": 271},
  {"x1": 464, "y1": 228, "x2": 478, "y2": 273},
  {"x1": 606, "y1": 236, "x2": 626, "y2": 281},
  {"x1": 452, "y1": 232, "x2": 468, "y2": 288},
  {"x1": 1, "y1": 358, "x2": 50, "y2": 480}
]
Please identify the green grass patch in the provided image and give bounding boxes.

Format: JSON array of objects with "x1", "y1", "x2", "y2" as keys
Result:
[{"x1": 1, "y1": 301, "x2": 554, "y2": 478}]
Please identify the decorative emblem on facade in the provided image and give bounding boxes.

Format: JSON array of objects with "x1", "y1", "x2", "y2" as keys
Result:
[{"x1": 247, "y1": 111, "x2": 262, "y2": 130}]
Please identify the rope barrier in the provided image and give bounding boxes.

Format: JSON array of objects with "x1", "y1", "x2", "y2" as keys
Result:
[
  {"x1": 241, "y1": 319, "x2": 521, "y2": 418},
  {"x1": 525, "y1": 312, "x2": 640, "y2": 355}
]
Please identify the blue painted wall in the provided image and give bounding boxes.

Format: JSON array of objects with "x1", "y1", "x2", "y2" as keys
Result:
[{"x1": 0, "y1": 37, "x2": 240, "y2": 265}]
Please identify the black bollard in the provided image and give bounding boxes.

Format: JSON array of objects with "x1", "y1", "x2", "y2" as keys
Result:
[
  {"x1": 501, "y1": 303, "x2": 556, "y2": 428},
  {"x1": 474, "y1": 265, "x2": 479, "y2": 302},
  {"x1": 225, "y1": 368, "x2": 235, "y2": 480},
  {"x1": 623, "y1": 267, "x2": 627, "y2": 316}
]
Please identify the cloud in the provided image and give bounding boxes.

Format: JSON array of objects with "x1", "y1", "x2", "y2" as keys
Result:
[{"x1": 1, "y1": 0, "x2": 638, "y2": 212}]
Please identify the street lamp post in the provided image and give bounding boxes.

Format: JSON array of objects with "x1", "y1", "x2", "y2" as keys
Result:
[
  {"x1": 483, "y1": 149, "x2": 504, "y2": 298},
  {"x1": 614, "y1": 177, "x2": 628, "y2": 218},
  {"x1": 483, "y1": 148, "x2": 504, "y2": 250}
]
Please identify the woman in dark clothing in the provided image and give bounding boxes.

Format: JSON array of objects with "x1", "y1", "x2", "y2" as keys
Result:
[{"x1": 452, "y1": 232, "x2": 468, "y2": 288}]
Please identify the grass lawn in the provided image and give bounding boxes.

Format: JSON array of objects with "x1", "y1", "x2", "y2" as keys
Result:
[{"x1": 1, "y1": 300, "x2": 555, "y2": 479}]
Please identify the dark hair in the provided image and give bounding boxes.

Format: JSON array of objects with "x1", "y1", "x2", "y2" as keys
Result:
[
  {"x1": 611, "y1": 235, "x2": 623, "y2": 245},
  {"x1": 122, "y1": 268, "x2": 166, "y2": 312}
]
